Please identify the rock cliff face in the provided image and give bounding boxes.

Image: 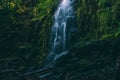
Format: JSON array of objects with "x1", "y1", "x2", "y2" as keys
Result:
[{"x1": 75, "y1": 0, "x2": 120, "y2": 40}]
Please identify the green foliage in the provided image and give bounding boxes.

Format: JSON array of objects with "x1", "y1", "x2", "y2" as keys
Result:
[
  {"x1": 0, "y1": 0, "x2": 58, "y2": 74},
  {"x1": 75, "y1": 0, "x2": 120, "y2": 40},
  {"x1": 0, "y1": 0, "x2": 120, "y2": 79}
]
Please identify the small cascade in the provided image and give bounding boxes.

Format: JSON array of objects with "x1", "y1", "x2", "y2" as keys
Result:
[{"x1": 45, "y1": 0, "x2": 75, "y2": 67}]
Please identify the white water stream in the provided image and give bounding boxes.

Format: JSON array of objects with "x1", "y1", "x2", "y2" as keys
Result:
[{"x1": 45, "y1": 0, "x2": 75, "y2": 66}]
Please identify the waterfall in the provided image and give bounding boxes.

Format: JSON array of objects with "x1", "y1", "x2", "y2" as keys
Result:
[{"x1": 45, "y1": 0, "x2": 75, "y2": 67}]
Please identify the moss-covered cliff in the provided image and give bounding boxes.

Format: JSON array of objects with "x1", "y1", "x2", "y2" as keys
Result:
[{"x1": 0, "y1": 0, "x2": 120, "y2": 80}]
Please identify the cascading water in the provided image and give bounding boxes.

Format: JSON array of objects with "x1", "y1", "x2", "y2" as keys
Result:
[{"x1": 45, "y1": 0, "x2": 75, "y2": 67}]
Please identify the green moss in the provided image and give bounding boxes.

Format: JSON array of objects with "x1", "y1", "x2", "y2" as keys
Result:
[
  {"x1": 0, "y1": 0, "x2": 120, "y2": 79},
  {"x1": 79, "y1": 58, "x2": 95, "y2": 67}
]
